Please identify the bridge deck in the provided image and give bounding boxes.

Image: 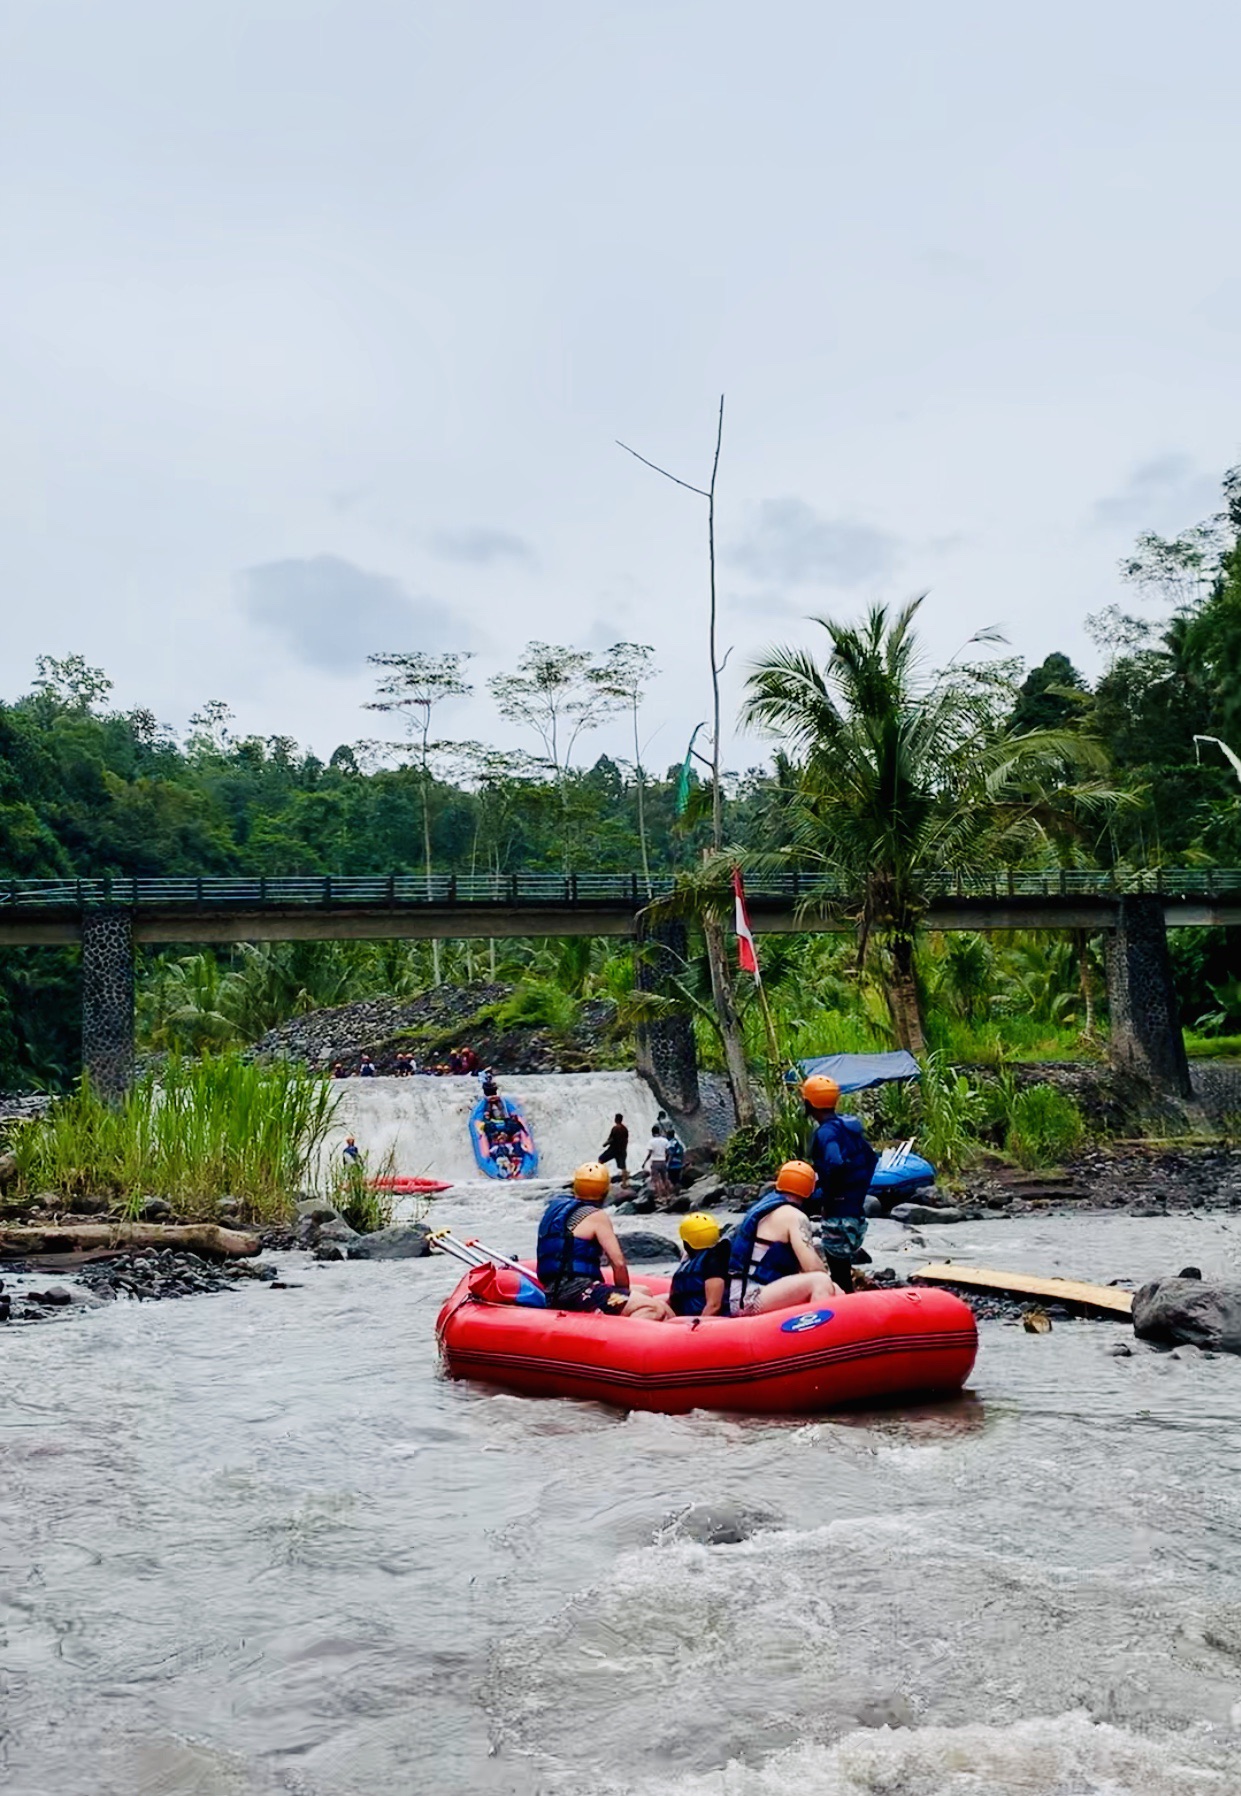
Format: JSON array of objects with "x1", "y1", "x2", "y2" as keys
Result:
[{"x1": 0, "y1": 871, "x2": 1239, "y2": 944}]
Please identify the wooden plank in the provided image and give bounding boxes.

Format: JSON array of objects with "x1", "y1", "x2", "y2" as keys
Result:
[{"x1": 911, "y1": 1262, "x2": 1133, "y2": 1316}]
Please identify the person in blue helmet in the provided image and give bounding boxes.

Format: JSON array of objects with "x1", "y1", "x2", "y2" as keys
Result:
[
  {"x1": 727, "y1": 1161, "x2": 840, "y2": 1316},
  {"x1": 801, "y1": 1074, "x2": 879, "y2": 1292},
  {"x1": 536, "y1": 1163, "x2": 674, "y2": 1320}
]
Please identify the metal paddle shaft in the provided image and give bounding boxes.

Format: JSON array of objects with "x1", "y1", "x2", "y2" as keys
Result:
[{"x1": 429, "y1": 1229, "x2": 493, "y2": 1270}]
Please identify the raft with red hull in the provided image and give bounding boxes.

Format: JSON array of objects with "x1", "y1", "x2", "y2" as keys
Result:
[{"x1": 435, "y1": 1273, "x2": 977, "y2": 1415}]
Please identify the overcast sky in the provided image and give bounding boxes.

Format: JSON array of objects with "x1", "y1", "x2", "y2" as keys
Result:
[{"x1": 2, "y1": 0, "x2": 1239, "y2": 777}]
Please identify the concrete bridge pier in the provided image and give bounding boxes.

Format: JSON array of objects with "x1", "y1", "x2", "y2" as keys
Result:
[
  {"x1": 1104, "y1": 895, "x2": 1192, "y2": 1098},
  {"x1": 82, "y1": 909, "x2": 135, "y2": 1101},
  {"x1": 633, "y1": 916, "x2": 704, "y2": 1135}
]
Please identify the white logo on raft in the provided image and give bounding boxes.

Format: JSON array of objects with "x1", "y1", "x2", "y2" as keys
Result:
[{"x1": 780, "y1": 1309, "x2": 835, "y2": 1334}]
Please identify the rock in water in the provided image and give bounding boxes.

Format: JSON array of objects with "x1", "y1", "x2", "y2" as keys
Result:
[
  {"x1": 666, "y1": 1502, "x2": 781, "y2": 1546},
  {"x1": 346, "y1": 1223, "x2": 433, "y2": 1261},
  {"x1": 614, "y1": 1230, "x2": 678, "y2": 1263},
  {"x1": 1022, "y1": 1306, "x2": 1052, "y2": 1333},
  {"x1": 1132, "y1": 1278, "x2": 1241, "y2": 1354},
  {"x1": 890, "y1": 1203, "x2": 964, "y2": 1226}
]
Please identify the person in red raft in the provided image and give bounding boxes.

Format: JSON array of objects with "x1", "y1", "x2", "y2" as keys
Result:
[
  {"x1": 536, "y1": 1163, "x2": 674, "y2": 1320},
  {"x1": 726, "y1": 1159, "x2": 842, "y2": 1315}
]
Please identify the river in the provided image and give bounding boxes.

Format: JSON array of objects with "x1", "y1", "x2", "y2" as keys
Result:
[{"x1": 4, "y1": 1193, "x2": 1241, "y2": 1794}]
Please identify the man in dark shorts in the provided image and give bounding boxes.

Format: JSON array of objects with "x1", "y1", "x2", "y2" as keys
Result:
[
  {"x1": 599, "y1": 1113, "x2": 630, "y2": 1190},
  {"x1": 536, "y1": 1163, "x2": 673, "y2": 1319}
]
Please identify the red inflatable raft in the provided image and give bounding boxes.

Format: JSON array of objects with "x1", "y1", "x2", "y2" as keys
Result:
[
  {"x1": 436, "y1": 1270, "x2": 977, "y2": 1415},
  {"x1": 369, "y1": 1176, "x2": 452, "y2": 1195}
]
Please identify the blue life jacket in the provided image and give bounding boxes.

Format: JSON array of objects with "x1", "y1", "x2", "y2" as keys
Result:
[
  {"x1": 536, "y1": 1195, "x2": 603, "y2": 1287},
  {"x1": 665, "y1": 1136, "x2": 685, "y2": 1172},
  {"x1": 811, "y1": 1114, "x2": 879, "y2": 1219},
  {"x1": 669, "y1": 1241, "x2": 730, "y2": 1316},
  {"x1": 727, "y1": 1191, "x2": 802, "y2": 1298}
]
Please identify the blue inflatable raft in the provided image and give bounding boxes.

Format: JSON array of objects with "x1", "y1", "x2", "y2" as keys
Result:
[{"x1": 470, "y1": 1096, "x2": 539, "y2": 1180}]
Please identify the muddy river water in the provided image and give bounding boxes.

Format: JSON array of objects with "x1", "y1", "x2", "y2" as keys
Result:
[{"x1": 4, "y1": 1197, "x2": 1241, "y2": 1794}]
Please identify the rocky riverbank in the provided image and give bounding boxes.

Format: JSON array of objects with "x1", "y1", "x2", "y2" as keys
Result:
[
  {"x1": 0, "y1": 1248, "x2": 282, "y2": 1325},
  {"x1": 248, "y1": 982, "x2": 626, "y2": 1075}
]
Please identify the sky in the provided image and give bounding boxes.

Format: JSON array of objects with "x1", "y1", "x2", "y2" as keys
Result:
[{"x1": 2, "y1": 0, "x2": 1239, "y2": 779}]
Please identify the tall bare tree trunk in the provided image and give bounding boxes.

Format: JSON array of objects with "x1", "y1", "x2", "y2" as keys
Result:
[
  {"x1": 704, "y1": 910, "x2": 756, "y2": 1127},
  {"x1": 887, "y1": 935, "x2": 926, "y2": 1054}
]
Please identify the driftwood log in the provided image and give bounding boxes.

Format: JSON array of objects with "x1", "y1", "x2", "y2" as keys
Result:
[{"x1": 0, "y1": 1222, "x2": 260, "y2": 1261}]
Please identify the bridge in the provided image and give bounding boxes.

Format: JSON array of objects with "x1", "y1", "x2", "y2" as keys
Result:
[
  {"x1": 4, "y1": 866, "x2": 1241, "y2": 945},
  {"x1": 3, "y1": 869, "x2": 1225, "y2": 1108}
]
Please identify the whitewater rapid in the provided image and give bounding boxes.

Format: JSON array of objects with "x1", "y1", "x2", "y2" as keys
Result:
[{"x1": 321, "y1": 1070, "x2": 666, "y2": 1190}]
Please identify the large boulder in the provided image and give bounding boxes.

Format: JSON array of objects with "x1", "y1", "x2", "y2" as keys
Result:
[
  {"x1": 294, "y1": 1200, "x2": 359, "y2": 1249},
  {"x1": 615, "y1": 1230, "x2": 679, "y2": 1263},
  {"x1": 1132, "y1": 1278, "x2": 1241, "y2": 1353},
  {"x1": 890, "y1": 1202, "x2": 964, "y2": 1226},
  {"x1": 346, "y1": 1223, "x2": 433, "y2": 1261}
]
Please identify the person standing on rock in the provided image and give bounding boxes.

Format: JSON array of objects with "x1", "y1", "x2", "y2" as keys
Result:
[
  {"x1": 536, "y1": 1163, "x2": 674, "y2": 1319},
  {"x1": 641, "y1": 1125, "x2": 671, "y2": 1202},
  {"x1": 801, "y1": 1075, "x2": 879, "y2": 1292},
  {"x1": 599, "y1": 1113, "x2": 630, "y2": 1190},
  {"x1": 343, "y1": 1135, "x2": 362, "y2": 1166}
]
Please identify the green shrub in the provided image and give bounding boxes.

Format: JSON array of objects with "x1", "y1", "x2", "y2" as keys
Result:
[
  {"x1": 11, "y1": 1052, "x2": 336, "y2": 1223},
  {"x1": 334, "y1": 1166, "x2": 394, "y2": 1235},
  {"x1": 1005, "y1": 1084, "x2": 1085, "y2": 1168},
  {"x1": 495, "y1": 980, "x2": 579, "y2": 1032}
]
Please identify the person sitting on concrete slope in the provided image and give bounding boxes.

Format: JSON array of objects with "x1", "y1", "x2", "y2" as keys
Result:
[
  {"x1": 727, "y1": 1160, "x2": 841, "y2": 1315},
  {"x1": 536, "y1": 1163, "x2": 674, "y2": 1319},
  {"x1": 669, "y1": 1212, "x2": 731, "y2": 1317},
  {"x1": 358, "y1": 1054, "x2": 376, "y2": 1078}
]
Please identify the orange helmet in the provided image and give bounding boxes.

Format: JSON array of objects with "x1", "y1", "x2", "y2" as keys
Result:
[
  {"x1": 774, "y1": 1159, "x2": 817, "y2": 1201},
  {"x1": 801, "y1": 1074, "x2": 841, "y2": 1111},
  {"x1": 572, "y1": 1162, "x2": 612, "y2": 1201}
]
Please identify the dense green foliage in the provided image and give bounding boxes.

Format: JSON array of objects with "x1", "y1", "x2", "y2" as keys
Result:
[
  {"x1": 9, "y1": 1054, "x2": 336, "y2": 1220},
  {"x1": 3, "y1": 464, "x2": 1240, "y2": 1090}
]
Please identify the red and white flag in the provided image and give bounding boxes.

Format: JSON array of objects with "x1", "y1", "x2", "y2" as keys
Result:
[{"x1": 732, "y1": 867, "x2": 761, "y2": 983}]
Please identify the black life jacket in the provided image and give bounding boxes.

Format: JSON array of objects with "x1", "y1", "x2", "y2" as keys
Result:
[
  {"x1": 669, "y1": 1244, "x2": 730, "y2": 1317},
  {"x1": 811, "y1": 1114, "x2": 880, "y2": 1218},
  {"x1": 727, "y1": 1192, "x2": 802, "y2": 1302},
  {"x1": 536, "y1": 1196, "x2": 602, "y2": 1287}
]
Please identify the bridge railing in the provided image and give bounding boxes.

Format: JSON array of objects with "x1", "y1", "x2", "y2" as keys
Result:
[{"x1": 4, "y1": 868, "x2": 1241, "y2": 909}]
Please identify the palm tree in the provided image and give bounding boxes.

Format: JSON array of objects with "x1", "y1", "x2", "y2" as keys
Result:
[{"x1": 742, "y1": 598, "x2": 1114, "y2": 1051}]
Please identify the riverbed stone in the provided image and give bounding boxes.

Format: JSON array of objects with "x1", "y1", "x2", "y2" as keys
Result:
[
  {"x1": 346, "y1": 1223, "x2": 433, "y2": 1260},
  {"x1": 615, "y1": 1230, "x2": 678, "y2": 1262},
  {"x1": 1132, "y1": 1278, "x2": 1241, "y2": 1353},
  {"x1": 890, "y1": 1202, "x2": 964, "y2": 1226},
  {"x1": 668, "y1": 1502, "x2": 781, "y2": 1546},
  {"x1": 139, "y1": 1196, "x2": 173, "y2": 1221}
]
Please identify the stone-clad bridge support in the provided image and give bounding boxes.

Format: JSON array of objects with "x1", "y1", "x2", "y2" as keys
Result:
[
  {"x1": 1104, "y1": 895, "x2": 1192, "y2": 1098},
  {"x1": 633, "y1": 915, "x2": 704, "y2": 1137},
  {"x1": 81, "y1": 909, "x2": 134, "y2": 1102}
]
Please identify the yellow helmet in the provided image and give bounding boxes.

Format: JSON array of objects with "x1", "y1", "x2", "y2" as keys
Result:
[
  {"x1": 775, "y1": 1159, "x2": 817, "y2": 1201},
  {"x1": 572, "y1": 1161, "x2": 612, "y2": 1201},
  {"x1": 801, "y1": 1074, "x2": 841, "y2": 1111},
  {"x1": 679, "y1": 1212, "x2": 720, "y2": 1251}
]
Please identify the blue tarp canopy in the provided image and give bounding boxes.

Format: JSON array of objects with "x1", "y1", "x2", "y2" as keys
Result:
[{"x1": 792, "y1": 1050, "x2": 921, "y2": 1093}]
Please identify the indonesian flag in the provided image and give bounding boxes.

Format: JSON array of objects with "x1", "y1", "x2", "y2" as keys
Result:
[{"x1": 733, "y1": 867, "x2": 761, "y2": 983}]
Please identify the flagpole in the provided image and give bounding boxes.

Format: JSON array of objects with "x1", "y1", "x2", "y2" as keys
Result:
[{"x1": 733, "y1": 868, "x2": 785, "y2": 1077}]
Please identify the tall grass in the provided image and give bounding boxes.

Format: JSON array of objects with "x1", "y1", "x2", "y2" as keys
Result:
[
  {"x1": 1004, "y1": 1084, "x2": 1086, "y2": 1168},
  {"x1": 11, "y1": 1053, "x2": 337, "y2": 1222}
]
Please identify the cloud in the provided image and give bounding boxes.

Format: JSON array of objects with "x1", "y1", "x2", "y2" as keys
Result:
[
  {"x1": 428, "y1": 526, "x2": 536, "y2": 566},
  {"x1": 1092, "y1": 456, "x2": 1221, "y2": 533},
  {"x1": 238, "y1": 555, "x2": 460, "y2": 671},
  {"x1": 731, "y1": 499, "x2": 900, "y2": 587}
]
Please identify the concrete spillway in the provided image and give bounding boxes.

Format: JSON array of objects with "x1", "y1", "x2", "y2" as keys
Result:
[{"x1": 323, "y1": 1071, "x2": 664, "y2": 1191}]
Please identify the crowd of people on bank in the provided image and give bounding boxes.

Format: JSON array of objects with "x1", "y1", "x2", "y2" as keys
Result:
[{"x1": 331, "y1": 1045, "x2": 480, "y2": 1079}]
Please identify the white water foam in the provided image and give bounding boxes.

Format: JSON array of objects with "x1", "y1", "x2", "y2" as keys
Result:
[
  {"x1": 321, "y1": 1070, "x2": 664, "y2": 1187},
  {"x1": 622, "y1": 1713, "x2": 1233, "y2": 1795}
]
